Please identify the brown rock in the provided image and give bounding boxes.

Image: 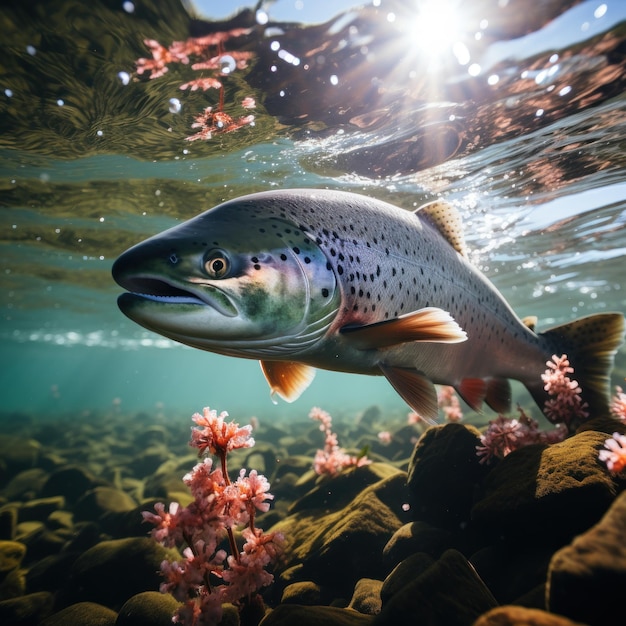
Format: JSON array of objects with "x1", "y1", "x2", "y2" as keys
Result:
[
  {"x1": 269, "y1": 469, "x2": 406, "y2": 596},
  {"x1": 260, "y1": 604, "x2": 374, "y2": 625},
  {"x1": 116, "y1": 591, "x2": 180, "y2": 626},
  {"x1": 547, "y1": 490, "x2": 626, "y2": 625},
  {"x1": 374, "y1": 549, "x2": 498, "y2": 626},
  {"x1": 472, "y1": 431, "x2": 617, "y2": 541},
  {"x1": 380, "y1": 552, "x2": 435, "y2": 605},
  {"x1": 0, "y1": 591, "x2": 54, "y2": 625},
  {"x1": 40, "y1": 601, "x2": 117, "y2": 626},
  {"x1": 383, "y1": 521, "x2": 455, "y2": 567},
  {"x1": 407, "y1": 423, "x2": 488, "y2": 529},
  {"x1": 348, "y1": 578, "x2": 383, "y2": 615},
  {"x1": 473, "y1": 605, "x2": 586, "y2": 625},
  {"x1": 281, "y1": 581, "x2": 323, "y2": 605}
]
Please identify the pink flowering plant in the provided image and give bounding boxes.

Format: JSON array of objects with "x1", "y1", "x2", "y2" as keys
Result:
[
  {"x1": 142, "y1": 407, "x2": 283, "y2": 625},
  {"x1": 541, "y1": 354, "x2": 589, "y2": 428},
  {"x1": 476, "y1": 353, "x2": 588, "y2": 464},
  {"x1": 309, "y1": 406, "x2": 371, "y2": 476},
  {"x1": 135, "y1": 29, "x2": 256, "y2": 141},
  {"x1": 599, "y1": 432, "x2": 626, "y2": 475}
]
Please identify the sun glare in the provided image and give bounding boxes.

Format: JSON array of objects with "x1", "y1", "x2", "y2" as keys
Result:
[{"x1": 402, "y1": 0, "x2": 467, "y2": 69}]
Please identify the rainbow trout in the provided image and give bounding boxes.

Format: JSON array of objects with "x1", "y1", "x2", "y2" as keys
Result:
[{"x1": 112, "y1": 189, "x2": 624, "y2": 423}]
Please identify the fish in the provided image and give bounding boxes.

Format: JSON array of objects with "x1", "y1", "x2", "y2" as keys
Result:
[{"x1": 112, "y1": 188, "x2": 624, "y2": 424}]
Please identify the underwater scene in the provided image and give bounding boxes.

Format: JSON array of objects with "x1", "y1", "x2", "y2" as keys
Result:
[{"x1": 1, "y1": 0, "x2": 626, "y2": 624}]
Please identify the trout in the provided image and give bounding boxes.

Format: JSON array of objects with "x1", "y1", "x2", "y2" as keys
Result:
[{"x1": 112, "y1": 189, "x2": 624, "y2": 423}]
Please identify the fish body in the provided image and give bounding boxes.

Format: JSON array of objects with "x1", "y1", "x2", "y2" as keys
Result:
[{"x1": 112, "y1": 189, "x2": 624, "y2": 423}]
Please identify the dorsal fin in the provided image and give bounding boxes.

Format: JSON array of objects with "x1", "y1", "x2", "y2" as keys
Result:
[
  {"x1": 417, "y1": 200, "x2": 469, "y2": 259},
  {"x1": 259, "y1": 360, "x2": 316, "y2": 403}
]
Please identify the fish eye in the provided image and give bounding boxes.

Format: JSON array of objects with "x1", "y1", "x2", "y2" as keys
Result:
[{"x1": 204, "y1": 251, "x2": 230, "y2": 279}]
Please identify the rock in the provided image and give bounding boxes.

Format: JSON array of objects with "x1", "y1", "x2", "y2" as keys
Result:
[
  {"x1": 26, "y1": 552, "x2": 79, "y2": 594},
  {"x1": 347, "y1": 578, "x2": 383, "y2": 615},
  {"x1": 269, "y1": 468, "x2": 407, "y2": 597},
  {"x1": 260, "y1": 604, "x2": 374, "y2": 625},
  {"x1": 40, "y1": 466, "x2": 103, "y2": 505},
  {"x1": 0, "y1": 539, "x2": 25, "y2": 574},
  {"x1": 40, "y1": 601, "x2": 117, "y2": 626},
  {"x1": 116, "y1": 591, "x2": 180, "y2": 626},
  {"x1": 473, "y1": 605, "x2": 586, "y2": 625},
  {"x1": 472, "y1": 431, "x2": 618, "y2": 542},
  {"x1": 0, "y1": 435, "x2": 41, "y2": 473},
  {"x1": 0, "y1": 540, "x2": 26, "y2": 600},
  {"x1": 19, "y1": 497, "x2": 65, "y2": 523},
  {"x1": 1, "y1": 468, "x2": 48, "y2": 501},
  {"x1": 55, "y1": 537, "x2": 178, "y2": 610},
  {"x1": 0, "y1": 591, "x2": 54, "y2": 625},
  {"x1": 281, "y1": 581, "x2": 323, "y2": 605},
  {"x1": 374, "y1": 549, "x2": 498, "y2": 626},
  {"x1": 74, "y1": 486, "x2": 137, "y2": 521},
  {"x1": 0, "y1": 505, "x2": 18, "y2": 540},
  {"x1": 547, "y1": 490, "x2": 626, "y2": 625},
  {"x1": 407, "y1": 423, "x2": 488, "y2": 529},
  {"x1": 380, "y1": 552, "x2": 435, "y2": 605},
  {"x1": 127, "y1": 445, "x2": 171, "y2": 478},
  {"x1": 383, "y1": 521, "x2": 455, "y2": 567},
  {"x1": 288, "y1": 463, "x2": 404, "y2": 514}
]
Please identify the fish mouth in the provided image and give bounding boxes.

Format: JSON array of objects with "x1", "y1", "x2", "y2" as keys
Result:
[{"x1": 115, "y1": 274, "x2": 237, "y2": 318}]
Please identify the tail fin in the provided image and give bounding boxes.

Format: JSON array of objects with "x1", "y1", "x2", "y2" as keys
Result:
[{"x1": 528, "y1": 313, "x2": 624, "y2": 419}]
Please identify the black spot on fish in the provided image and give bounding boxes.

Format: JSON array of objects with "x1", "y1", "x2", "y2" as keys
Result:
[
  {"x1": 293, "y1": 247, "x2": 300, "y2": 254},
  {"x1": 280, "y1": 254, "x2": 287, "y2": 261},
  {"x1": 322, "y1": 288, "x2": 329, "y2": 297},
  {"x1": 304, "y1": 256, "x2": 311, "y2": 263},
  {"x1": 251, "y1": 256, "x2": 259, "y2": 263},
  {"x1": 254, "y1": 264, "x2": 261, "y2": 270},
  {"x1": 337, "y1": 265, "x2": 344, "y2": 275}
]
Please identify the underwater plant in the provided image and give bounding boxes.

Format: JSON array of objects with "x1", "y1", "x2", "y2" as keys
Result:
[
  {"x1": 599, "y1": 432, "x2": 626, "y2": 475},
  {"x1": 475, "y1": 353, "x2": 588, "y2": 463},
  {"x1": 309, "y1": 406, "x2": 371, "y2": 476},
  {"x1": 610, "y1": 385, "x2": 626, "y2": 421},
  {"x1": 142, "y1": 407, "x2": 282, "y2": 626},
  {"x1": 135, "y1": 30, "x2": 256, "y2": 140},
  {"x1": 541, "y1": 353, "x2": 589, "y2": 427}
]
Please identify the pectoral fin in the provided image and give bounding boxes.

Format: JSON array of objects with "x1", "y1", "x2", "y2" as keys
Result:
[
  {"x1": 379, "y1": 364, "x2": 439, "y2": 425},
  {"x1": 340, "y1": 307, "x2": 467, "y2": 349},
  {"x1": 260, "y1": 360, "x2": 316, "y2": 403}
]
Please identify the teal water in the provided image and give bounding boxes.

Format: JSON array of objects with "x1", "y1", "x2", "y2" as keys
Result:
[{"x1": 1, "y1": 0, "x2": 625, "y2": 422}]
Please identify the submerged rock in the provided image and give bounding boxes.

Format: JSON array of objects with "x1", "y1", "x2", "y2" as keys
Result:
[
  {"x1": 471, "y1": 431, "x2": 618, "y2": 542},
  {"x1": 269, "y1": 466, "x2": 407, "y2": 598},
  {"x1": 547, "y1": 489, "x2": 626, "y2": 625},
  {"x1": 374, "y1": 549, "x2": 497, "y2": 626}
]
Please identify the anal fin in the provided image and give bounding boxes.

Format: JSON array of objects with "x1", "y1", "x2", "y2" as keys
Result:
[
  {"x1": 379, "y1": 363, "x2": 439, "y2": 425},
  {"x1": 455, "y1": 378, "x2": 487, "y2": 412},
  {"x1": 260, "y1": 360, "x2": 316, "y2": 403},
  {"x1": 486, "y1": 377, "x2": 511, "y2": 414}
]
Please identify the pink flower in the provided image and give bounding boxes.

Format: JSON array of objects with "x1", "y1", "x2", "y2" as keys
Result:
[
  {"x1": 136, "y1": 39, "x2": 173, "y2": 79},
  {"x1": 309, "y1": 406, "x2": 371, "y2": 476},
  {"x1": 438, "y1": 386, "x2": 463, "y2": 422},
  {"x1": 241, "y1": 97, "x2": 256, "y2": 109},
  {"x1": 377, "y1": 431, "x2": 392, "y2": 445},
  {"x1": 180, "y1": 77, "x2": 223, "y2": 91},
  {"x1": 610, "y1": 386, "x2": 626, "y2": 421},
  {"x1": 191, "y1": 407, "x2": 254, "y2": 457},
  {"x1": 476, "y1": 415, "x2": 526, "y2": 464},
  {"x1": 541, "y1": 354, "x2": 589, "y2": 427},
  {"x1": 599, "y1": 432, "x2": 626, "y2": 474},
  {"x1": 142, "y1": 501, "x2": 183, "y2": 547}
]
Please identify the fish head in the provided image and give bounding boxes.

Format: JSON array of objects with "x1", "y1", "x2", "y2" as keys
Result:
[{"x1": 112, "y1": 198, "x2": 340, "y2": 357}]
